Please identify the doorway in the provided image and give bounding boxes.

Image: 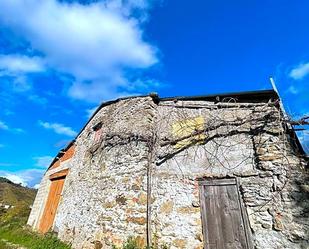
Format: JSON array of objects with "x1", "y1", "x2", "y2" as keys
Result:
[
  {"x1": 38, "y1": 169, "x2": 68, "y2": 233},
  {"x1": 199, "y1": 178, "x2": 252, "y2": 249}
]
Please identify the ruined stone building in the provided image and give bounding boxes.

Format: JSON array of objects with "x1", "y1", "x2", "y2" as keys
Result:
[{"x1": 27, "y1": 90, "x2": 308, "y2": 249}]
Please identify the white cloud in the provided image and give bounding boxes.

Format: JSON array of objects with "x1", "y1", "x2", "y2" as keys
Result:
[
  {"x1": 86, "y1": 106, "x2": 99, "y2": 119},
  {"x1": 289, "y1": 62, "x2": 309, "y2": 80},
  {"x1": 54, "y1": 139, "x2": 71, "y2": 148},
  {"x1": 0, "y1": 55, "x2": 44, "y2": 93},
  {"x1": 0, "y1": 120, "x2": 9, "y2": 130},
  {"x1": 33, "y1": 156, "x2": 54, "y2": 168},
  {"x1": 287, "y1": 85, "x2": 299, "y2": 95},
  {"x1": 12, "y1": 75, "x2": 33, "y2": 92},
  {"x1": 28, "y1": 94, "x2": 48, "y2": 105},
  {"x1": 0, "y1": 0, "x2": 158, "y2": 102},
  {"x1": 0, "y1": 120, "x2": 24, "y2": 133},
  {"x1": 0, "y1": 169, "x2": 45, "y2": 188},
  {"x1": 33, "y1": 183, "x2": 40, "y2": 189},
  {"x1": 69, "y1": 80, "x2": 135, "y2": 102},
  {"x1": 0, "y1": 173, "x2": 28, "y2": 187},
  {"x1": 0, "y1": 54, "x2": 45, "y2": 74},
  {"x1": 38, "y1": 120, "x2": 77, "y2": 137},
  {"x1": 0, "y1": 72, "x2": 33, "y2": 93},
  {"x1": 13, "y1": 128, "x2": 25, "y2": 133},
  {"x1": 4, "y1": 109, "x2": 14, "y2": 116}
]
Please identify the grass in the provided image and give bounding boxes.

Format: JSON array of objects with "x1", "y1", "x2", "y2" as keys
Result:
[
  {"x1": 0, "y1": 239, "x2": 15, "y2": 249},
  {"x1": 0, "y1": 202, "x2": 71, "y2": 249},
  {"x1": 0, "y1": 218, "x2": 71, "y2": 249},
  {"x1": 0, "y1": 177, "x2": 70, "y2": 249},
  {"x1": 0, "y1": 177, "x2": 36, "y2": 207}
]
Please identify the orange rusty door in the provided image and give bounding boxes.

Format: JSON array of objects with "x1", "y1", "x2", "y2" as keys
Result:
[{"x1": 38, "y1": 175, "x2": 66, "y2": 233}]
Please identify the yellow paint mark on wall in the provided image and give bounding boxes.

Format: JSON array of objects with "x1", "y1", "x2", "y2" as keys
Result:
[{"x1": 172, "y1": 116, "x2": 205, "y2": 148}]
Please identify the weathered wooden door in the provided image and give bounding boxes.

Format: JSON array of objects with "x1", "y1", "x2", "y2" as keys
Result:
[
  {"x1": 199, "y1": 178, "x2": 252, "y2": 249},
  {"x1": 38, "y1": 173, "x2": 66, "y2": 233}
]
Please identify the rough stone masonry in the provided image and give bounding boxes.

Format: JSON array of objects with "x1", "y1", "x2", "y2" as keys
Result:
[{"x1": 28, "y1": 90, "x2": 308, "y2": 249}]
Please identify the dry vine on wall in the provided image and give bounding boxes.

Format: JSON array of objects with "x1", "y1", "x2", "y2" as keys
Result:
[{"x1": 83, "y1": 96, "x2": 308, "y2": 247}]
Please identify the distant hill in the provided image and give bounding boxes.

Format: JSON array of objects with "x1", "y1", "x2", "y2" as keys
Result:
[
  {"x1": 0, "y1": 177, "x2": 37, "y2": 222},
  {"x1": 0, "y1": 178, "x2": 70, "y2": 249}
]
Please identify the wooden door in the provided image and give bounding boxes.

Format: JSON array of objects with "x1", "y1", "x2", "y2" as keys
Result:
[
  {"x1": 38, "y1": 176, "x2": 66, "y2": 233},
  {"x1": 199, "y1": 178, "x2": 252, "y2": 249}
]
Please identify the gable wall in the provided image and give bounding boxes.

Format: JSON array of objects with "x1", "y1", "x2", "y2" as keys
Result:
[
  {"x1": 54, "y1": 97, "x2": 156, "y2": 248},
  {"x1": 150, "y1": 99, "x2": 308, "y2": 249},
  {"x1": 28, "y1": 96, "x2": 308, "y2": 249}
]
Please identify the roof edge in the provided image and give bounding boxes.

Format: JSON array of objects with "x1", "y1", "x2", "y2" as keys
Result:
[
  {"x1": 46, "y1": 89, "x2": 283, "y2": 170},
  {"x1": 159, "y1": 89, "x2": 278, "y2": 102}
]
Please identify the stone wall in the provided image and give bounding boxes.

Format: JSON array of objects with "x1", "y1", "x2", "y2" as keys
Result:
[
  {"x1": 27, "y1": 173, "x2": 51, "y2": 228},
  {"x1": 150, "y1": 100, "x2": 308, "y2": 249},
  {"x1": 54, "y1": 97, "x2": 156, "y2": 248},
  {"x1": 28, "y1": 95, "x2": 308, "y2": 249}
]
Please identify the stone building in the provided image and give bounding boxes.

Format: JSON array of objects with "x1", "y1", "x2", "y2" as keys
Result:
[{"x1": 27, "y1": 90, "x2": 308, "y2": 249}]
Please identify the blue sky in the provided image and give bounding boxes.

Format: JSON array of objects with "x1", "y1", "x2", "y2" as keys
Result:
[{"x1": 0, "y1": 0, "x2": 308, "y2": 187}]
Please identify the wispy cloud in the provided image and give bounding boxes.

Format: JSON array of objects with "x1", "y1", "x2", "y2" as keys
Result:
[
  {"x1": 54, "y1": 139, "x2": 71, "y2": 149},
  {"x1": 11, "y1": 75, "x2": 32, "y2": 92},
  {"x1": 0, "y1": 54, "x2": 45, "y2": 74},
  {"x1": 0, "y1": 55, "x2": 45, "y2": 93},
  {"x1": 38, "y1": 120, "x2": 77, "y2": 137},
  {"x1": 289, "y1": 62, "x2": 309, "y2": 80},
  {"x1": 0, "y1": 120, "x2": 9, "y2": 130},
  {"x1": 28, "y1": 94, "x2": 48, "y2": 105},
  {"x1": 0, "y1": 0, "x2": 159, "y2": 103},
  {"x1": 13, "y1": 128, "x2": 25, "y2": 134},
  {"x1": 33, "y1": 184, "x2": 40, "y2": 189},
  {"x1": 33, "y1": 156, "x2": 54, "y2": 168},
  {"x1": 0, "y1": 173, "x2": 28, "y2": 186},
  {"x1": 4, "y1": 109, "x2": 15, "y2": 116},
  {"x1": 0, "y1": 156, "x2": 54, "y2": 188},
  {"x1": 0, "y1": 169, "x2": 45, "y2": 188},
  {"x1": 0, "y1": 120, "x2": 24, "y2": 133},
  {"x1": 86, "y1": 106, "x2": 99, "y2": 119},
  {"x1": 286, "y1": 85, "x2": 299, "y2": 95}
]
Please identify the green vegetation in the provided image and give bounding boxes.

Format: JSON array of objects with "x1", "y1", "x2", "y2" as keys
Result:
[
  {"x1": 113, "y1": 237, "x2": 169, "y2": 249},
  {"x1": 0, "y1": 177, "x2": 36, "y2": 207},
  {"x1": 0, "y1": 177, "x2": 71, "y2": 249},
  {"x1": 0, "y1": 177, "x2": 36, "y2": 225},
  {"x1": 0, "y1": 239, "x2": 14, "y2": 249},
  {"x1": 0, "y1": 220, "x2": 71, "y2": 249}
]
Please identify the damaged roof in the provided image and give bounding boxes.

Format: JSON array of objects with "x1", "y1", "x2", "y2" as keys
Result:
[{"x1": 47, "y1": 89, "x2": 307, "y2": 169}]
